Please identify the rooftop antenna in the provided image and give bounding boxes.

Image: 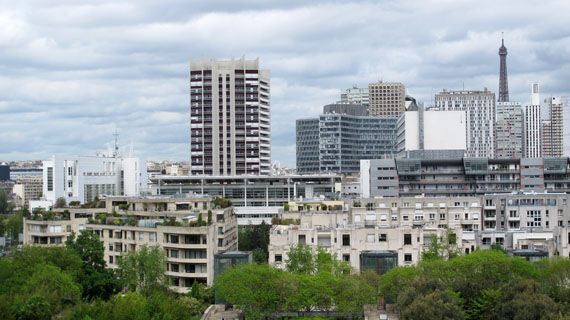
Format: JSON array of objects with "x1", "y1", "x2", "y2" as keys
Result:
[
  {"x1": 113, "y1": 127, "x2": 119, "y2": 158},
  {"x1": 462, "y1": 81, "x2": 465, "y2": 90}
]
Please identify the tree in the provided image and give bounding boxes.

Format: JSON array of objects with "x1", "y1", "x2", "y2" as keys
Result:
[
  {"x1": 66, "y1": 231, "x2": 119, "y2": 300},
  {"x1": 215, "y1": 263, "x2": 295, "y2": 318},
  {"x1": 207, "y1": 210, "x2": 212, "y2": 225},
  {"x1": 286, "y1": 244, "x2": 316, "y2": 274},
  {"x1": 54, "y1": 197, "x2": 67, "y2": 208},
  {"x1": 0, "y1": 189, "x2": 13, "y2": 214},
  {"x1": 421, "y1": 229, "x2": 462, "y2": 261},
  {"x1": 117, "y1": 245, "x2": 167, "y2": 295},
  {"x1": 197, "y1": 212, "x2": 204, "y2": 226},
  {"x1": 4, "y1": 209, "x2": 25, "y2": 240}
]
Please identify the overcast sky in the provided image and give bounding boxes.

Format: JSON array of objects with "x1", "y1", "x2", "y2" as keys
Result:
[{"x1": 1, "y1": 0, "x2": 569, "y2": 167}]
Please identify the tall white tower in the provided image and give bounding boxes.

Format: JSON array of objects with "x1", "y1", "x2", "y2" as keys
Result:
[{"x1": 524, "y1": 83, "x2": 542, "y2": 158}]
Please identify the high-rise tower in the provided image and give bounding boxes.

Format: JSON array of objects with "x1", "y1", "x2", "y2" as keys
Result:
[
  {"x1": 498, "y1": 35, "x2": 509, "y2": 102},
  {"x1": 190, "y1": 58, "x2": 271, "y2": 176}
]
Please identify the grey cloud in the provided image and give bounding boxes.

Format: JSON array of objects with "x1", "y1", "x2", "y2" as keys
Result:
[{"x1": 1, "y1": 0, "x2": 569, "y2": 167}]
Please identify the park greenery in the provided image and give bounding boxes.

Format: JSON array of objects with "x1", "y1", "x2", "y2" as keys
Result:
[
  {"x1": 0, "y1": 231, "x2": 212, "y2": 320},
  {"x1": 381, "y1": 249, "x2": 570, "y2": 319},
  {"x1": 216, "y1": 244, "x2": 378, "y2": 319}
]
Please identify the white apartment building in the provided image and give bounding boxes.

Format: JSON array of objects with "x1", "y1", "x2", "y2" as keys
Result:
[
  {"x1": 23, "y1": 195, "x2": 239, "y2": 292},
  {"x1": 524, "y1": 83, "x2": 543, "y2": 158},
  {"x1": 396, "y1": 109, "x2": 466, "y2": 154},
  {"x1": 42, "y1": 155, "x2": 146, "y2": 205},
  {"x1": 190, "y1": 58, "x2": 271, "y2": 176},
  {"x1": 435, "y1": 89, "x2": 496, "y2": 158}
]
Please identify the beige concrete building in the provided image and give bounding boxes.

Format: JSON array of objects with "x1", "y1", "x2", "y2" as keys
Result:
[
  {"x1": 269, "y1": 196, "x2": 481, "y2": 271},
  {"x1": 13, "y1": 176, "x2": 43, "y2": 208},
  {"x1": 23, "y1": 195, "x2": 238, "y2": 293},
  {"x1": 368, "y1": 82, "x2": 406, "y2": 117},
  {"x1": 269, "y1": 193, "x2": 570, "y2": 271}
]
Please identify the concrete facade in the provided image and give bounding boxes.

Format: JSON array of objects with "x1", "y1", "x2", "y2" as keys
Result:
[
  {"x1": 542, "y1": 96, "x2": 564, "y2": 157},
  {"x1": 368, "y1": 82, "x2": 406, "y2": 117},
  {"x1": 190, "y1": 58, "x2": 271, "y2": 176},
  {"x1": 23, "y1": 195, "x2": 238, "y2": 292},
  {"x1": 13, "y1": 176, "x2": 43, "y2": 208},
  {"x1": 495, "y1": 102, "x2": 523, "y2": 159}
]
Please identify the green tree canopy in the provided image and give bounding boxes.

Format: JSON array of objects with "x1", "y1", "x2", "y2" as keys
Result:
[{"x1": 117, "y1": 245, "x2": 167, "y2": 295}]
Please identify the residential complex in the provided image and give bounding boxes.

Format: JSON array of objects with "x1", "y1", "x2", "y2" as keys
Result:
[
  {"x1": 435, "y1": 89, "x2": 496, "y2": 158},
  {"x1": 190, "y1": 58, "x2": 271, "y2": 176},
  {"x1": 368, "y1": 82, "x2": 406, "y2": 117},
  {"x1": 23, "y1": 195, "x2": 238, "y2": 292},
  {"x1": 542, "y1": 96, "x2": 564, "y2": 157},
  {"x1": 495, "y1": 102, "x2": 523, "y2": 158},
  {"x1": 269, "y1": 192, "x2": 570, "y2": 272},
  {"x1": 296, "y1": 104, "x2": 397, "y2": 174},
  {"x1": 360, "y1": 157, "x2": 570, "y2": 198},
  {"x1": 42, "y1": 155, "x2": 146, "y2": 205}
]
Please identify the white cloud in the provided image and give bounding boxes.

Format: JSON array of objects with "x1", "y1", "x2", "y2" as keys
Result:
[{"x1": 1, "y1": 0, "x2": 570, "y2": 166}]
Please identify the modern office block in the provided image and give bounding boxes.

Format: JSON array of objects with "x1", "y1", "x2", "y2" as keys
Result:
[
  {"x1": 150, "y1": 174, "x2": 341, "y2": 207},
  {"x1": 296, "y1": 104, "x2": 396, "y2": 174},
  {"x1": 190, "y1": 58, "x2": 271, "y2": 176},
  {"x1": 0, "y1": 164, "x2": 9, "y2": 181}
]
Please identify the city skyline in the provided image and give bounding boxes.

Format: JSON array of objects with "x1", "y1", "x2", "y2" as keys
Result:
[{"x1": 1, "y1": 0, "x2": 569, "y2": 167}]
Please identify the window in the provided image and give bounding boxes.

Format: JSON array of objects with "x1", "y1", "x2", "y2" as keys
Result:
[
  {"x1": 109, "y1": 256, "x2": 113, "y2": 264},
  {"x1": 149, "y1": 232, "x2": 156, "y2": 242},
  {"x1": 404, "y1": 234, "x2": 412, "y2": 245},
  {"x1": 342, "y1": 234, "x2": 350, "y2": 246},
  {"x1": 526, "y1": 210, "x2": 542, "y2": 227},
  {"x1": 404, "y1": 254, "x2": 412, "y2": 263},
  {"x1": 342, "y1": 254, "x2": 350, "y2": 262},
  {"x1": 47, "y1": 167, "x2": 53, "y2": 191},
  {"x1": 379, "y1": 234, "x2": 387, "y2": 242},
  {"x1": 275, "y1": 254, "x2": 282, "y2": 263},
  {"x1": 482, "y1": 237, "x2": 491, "y2": 245},
  {"x1": 298, "y1": 234, "x2": 306, "y2": 244},
  {"x1": 496, "y1": 237, "x2": 504, "y2": 245},
  {"x1": 170, "y1": 250, "x2": 179, "y2": 258},
  {"x1": 138, "y1": 232, "x2": 144, "y2": 241}
]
